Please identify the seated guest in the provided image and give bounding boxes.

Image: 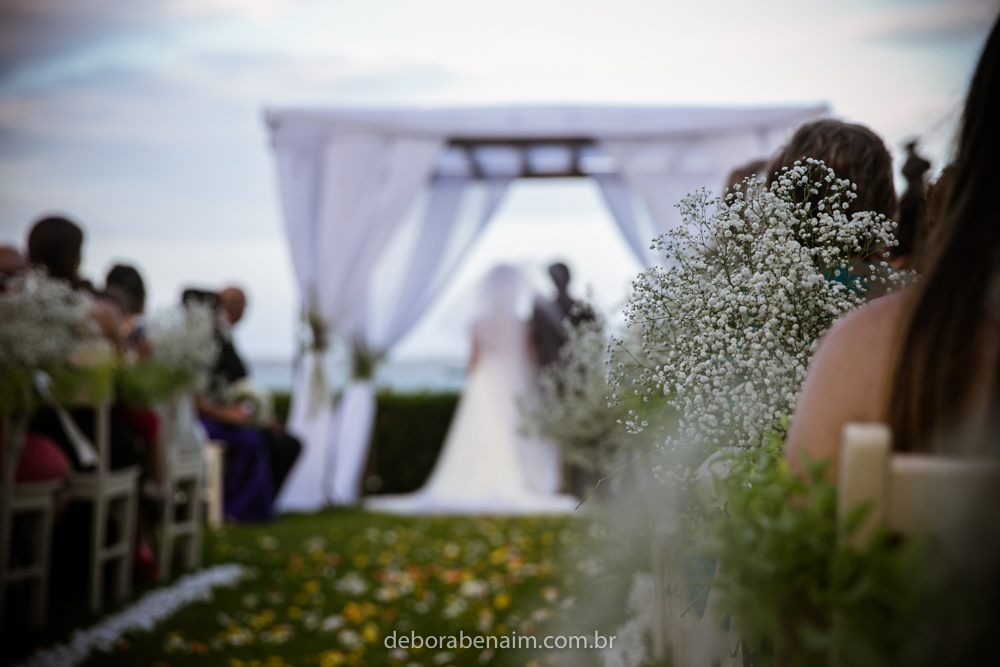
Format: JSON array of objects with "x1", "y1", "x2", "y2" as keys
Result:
[
  {"x1": 103, "y1": 264, "x2": 163, "y2": 580},
  {"x1": 104, "y1": 263, "x2": 151, "y2": 359},
  {"x1": 767, "y1": 119, "x2": 901, "y2": 297},
  {"x1": 104, "y1": 264, "x2": 161, "y2": 482},
  {"x1": 25, "y1": 216, "x2": 139, "y2": 472},
  {"x1": 786, "y1": 19, "x2": 999, "y2": 658},
  {"x1": 195, "y1": 286, "x2": 301, "y2": 522},
  {"x1": 786, "y1": 24, "x2": 999, "y2": 469},
  {"x1": 768, "y1": 119, "x2": 897, "y2": 223},
  {"x1": 23, "y1": 215, "x2": 155, "y2": 583}
]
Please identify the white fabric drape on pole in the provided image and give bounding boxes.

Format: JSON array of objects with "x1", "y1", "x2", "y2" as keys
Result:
[
  {"x1": 314, "y1": 133, "x2": 445, "y2": 327},
  {"x1": 275, "y1": 352, "x2": 334, "y2": 511},
  {"x1": 375, "y1": 176, "x2": 511, "y2": 349},
  {"x1": 593, "y1": 173, "x2": 654, "y2": 267},
  {"x1": 271, "y1": 124, "x2": 444, "y2": 511},
  {"x1": 328, "y1": 176, "x2": 513, "y2": 504}
]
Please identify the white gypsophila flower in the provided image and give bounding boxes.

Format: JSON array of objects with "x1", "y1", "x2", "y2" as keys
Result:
[
  {"x1": 522, "y1": 307, "x2": 632, "y2": 473},
  {"x1": 146, "y1": 303, "x2": 219, "y2": 377},
  {"x1": 0, "y1": 268, "x2": 90, "y2": 370},
  {"x1": 607, "y1": 160, "x2": 906, "y2": 470}
]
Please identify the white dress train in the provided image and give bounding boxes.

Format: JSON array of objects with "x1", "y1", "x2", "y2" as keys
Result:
[{"x1": 366, "y1": 270, "x2": 577, "y2": 515}]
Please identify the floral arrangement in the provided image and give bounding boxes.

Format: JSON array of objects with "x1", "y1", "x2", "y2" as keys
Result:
[
  {"x1": 0, "y1": 269, "x2": 99, "y2": 410},
  {"x1": 117, "y1": 303, "x2": 219, "y2": 406},
  {"x1": 224, "y1": 378, "x2": 275, "y2": 428},
  {"x1": 0, "y1": 269, "x2": 90, "y2": 370},
  {"x1": 146, "y1": 303, "x2": 218, "y2": 375},
  {"x1": 522, "y1": 306, "x2": 668, "y2": 475},
  {"x1": 608, "y1": 160, "x2": 904, "y2": 488}
]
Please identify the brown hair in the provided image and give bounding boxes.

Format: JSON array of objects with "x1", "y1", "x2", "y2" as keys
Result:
[
  {"x1": 767, "y1": 119, "x2": 898, "y2": 221},
  {"x1": 888, "y1": 16, "x2": 1000, "y2": 453},
  {"x1": 27, "y1": 216, "x2": 84, "y2": 284},
  {"x1": 105, "y1": 264, "x2": 146, "y2": 315}
]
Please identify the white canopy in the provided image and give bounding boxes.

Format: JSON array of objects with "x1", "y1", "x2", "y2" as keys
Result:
[{"x1": 265, "y1": 104, "x2": 826, "y2": 511}]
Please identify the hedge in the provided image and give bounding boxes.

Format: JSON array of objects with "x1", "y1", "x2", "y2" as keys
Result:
[
  {"x1": 364, "y1": 391, "x2": 459, "y2": 494},
  {"x1": 271, "y1": 390, "x2": 459, "y2": 495}
]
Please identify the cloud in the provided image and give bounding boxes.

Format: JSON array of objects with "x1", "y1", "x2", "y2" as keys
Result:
[
  {"x1": 0, "y1": 0, "x2": 170, "y2": 80},
  {"x1": 166, "y1": 0, "x2": 309, "y2": 21},
  {"x1": 0, "y1": 54, "x2": 462, "y2": 244},
  {"x1": 857, "y1": 0, "x2": 998, "y2": 44}
]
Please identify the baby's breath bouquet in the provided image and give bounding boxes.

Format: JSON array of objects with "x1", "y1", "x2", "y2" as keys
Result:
[
  {"x1": 117, "y1": 303, "x2": 219, "y2": 406},
  {"x1": 0, "y1": 269, "x2": 93, "y2": 410},
  {"x1": 608, "y1": 159, "x2": 904, "y2": 487}
]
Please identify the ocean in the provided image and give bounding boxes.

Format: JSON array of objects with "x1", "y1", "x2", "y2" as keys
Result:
[{"x1": 248, "y1": 358, "x2": 468, "y2": 394}]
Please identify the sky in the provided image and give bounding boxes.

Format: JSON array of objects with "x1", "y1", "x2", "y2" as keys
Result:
[{"x1": 0, "y1": 0, "x2": 995, "y2": 363}]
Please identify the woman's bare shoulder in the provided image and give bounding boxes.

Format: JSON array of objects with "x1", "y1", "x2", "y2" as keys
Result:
[
  {"x1": 785, "y1": 290, "x2": 912, "y2": 476},
  {"x1": 822, "y1": 291, "x2": 909, "y2": 351}
]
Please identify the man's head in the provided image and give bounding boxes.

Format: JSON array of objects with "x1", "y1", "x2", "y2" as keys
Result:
[
  {"x1": 767, "y1": 119, "x2": 897, "y2": 221},
  {"x1": 219, "y1": 286, "x2": 247, "y2": 326},
  {"x1": 548, "y1": 263, "x2": 570, "y2": 293}
]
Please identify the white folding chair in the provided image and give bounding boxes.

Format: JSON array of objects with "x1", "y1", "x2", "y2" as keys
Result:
[
  {"x1": 68, "y1": 399, "x2": 141, "y2": 612},
  {"x1": 650, "y1": 451, "x2": 741, "y2": 667},
  {"x1": 155, "y1": 393, "x2": 204, "y2": 580},
  {"x1": 202, "y1": 441, "x2": 225, "y2": 530},
  {"x1": 0, "y1": 415, "x2": 60, "y2": 629},
  {"x1": 838, "y1": 423, "x2": 1000, "y2": 554}
]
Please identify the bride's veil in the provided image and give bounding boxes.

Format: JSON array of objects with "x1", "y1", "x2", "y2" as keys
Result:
[{"x1": 474, "y1": 264, "x2": 534, "y2": 324}]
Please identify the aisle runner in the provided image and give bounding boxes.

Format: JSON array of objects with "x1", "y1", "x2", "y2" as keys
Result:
[{"x1": 17, "y1": 564, "x2": 248, "y2": 667}]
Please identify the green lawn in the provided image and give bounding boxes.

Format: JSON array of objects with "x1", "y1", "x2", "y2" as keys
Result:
[{"x1": 57, "y1": 509, "x2": 608, "y2": 667}]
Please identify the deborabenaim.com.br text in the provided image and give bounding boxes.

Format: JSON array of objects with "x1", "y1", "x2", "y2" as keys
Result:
[{"x1": 385, "y1": 630, "x2": 616, "y2": 651}]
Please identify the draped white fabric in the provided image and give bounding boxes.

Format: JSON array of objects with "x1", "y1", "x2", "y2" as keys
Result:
[
  {"x1": 266, "y1": 104, "x2": 826, "y2": 510},
  {"x1": 275, "y1": 352, "x2": 335, "y2": 511},
  {"x1": 315, "y1": 134, "x2": 445, "y2": 327},
  {"x1": 367, "y1": 176, "x2": 513, "y2": 351},
  {"x1": 329, "y1": 379, "x2": 377, "y2": 504},
  {"x1": 329, "y1": 176, "x2": 513, "y2": 505},
  {"x1": 270, "y1": 124, "x2": 444, "y2": 510},
  {"x1": 592, "y1": 173, "x2": 655, "y2": 267},
  {"x1": 600, "y1": 130, "x2": 800, "y2": 236}
]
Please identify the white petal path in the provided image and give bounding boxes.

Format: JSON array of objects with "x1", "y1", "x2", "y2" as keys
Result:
[{"x1": 16, "y1": 564, "x2": 249, "y2": 667}]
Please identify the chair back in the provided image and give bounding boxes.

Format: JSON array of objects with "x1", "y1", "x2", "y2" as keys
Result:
[
  {"x1": 157, "y1": 392, "x2": 206, "y2": 472},
  {"x1": 1, "y1": 413, "x2": 28, "y2": 493},
  {"x1": 838, "y1": 423, "x2": 1000, "y2": 557}
]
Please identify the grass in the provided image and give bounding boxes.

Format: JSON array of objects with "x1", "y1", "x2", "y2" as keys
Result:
[{"x1": 33, "y1": 509, "x2": 607, "y2": 667}]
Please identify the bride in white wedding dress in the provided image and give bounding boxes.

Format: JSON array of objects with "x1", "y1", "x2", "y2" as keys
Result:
[{"x1": 366, "y1": 265, "x2": 578, "y2": 515}]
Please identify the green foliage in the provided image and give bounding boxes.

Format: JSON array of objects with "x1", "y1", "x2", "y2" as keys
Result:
[
  {"x1": 0, "y1": 366, "x2": 35, "y2": 413},
  {"x1": 48, "y1": 362, "x2": 116, "y2": 405},
  {"x1": 366, "y1": 392, "x2": 459, "y2": 494},
  {"x1": 272, "y1": 390, "x2": 291, "y2": 426},
  {"x1": 699, "y1": 441, "x2": 937, "y2": 666},
  {"x1": 115, "y1": 362, "x2": 199, "y2": 407},
  {"x1": 0, "y1": 363, "x2": 118, "y2": 413}
]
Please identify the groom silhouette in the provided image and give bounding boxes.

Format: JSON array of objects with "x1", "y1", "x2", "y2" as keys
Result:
[{"x1": 530, "y1": 263, "x2": 592, "y2": 368}]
